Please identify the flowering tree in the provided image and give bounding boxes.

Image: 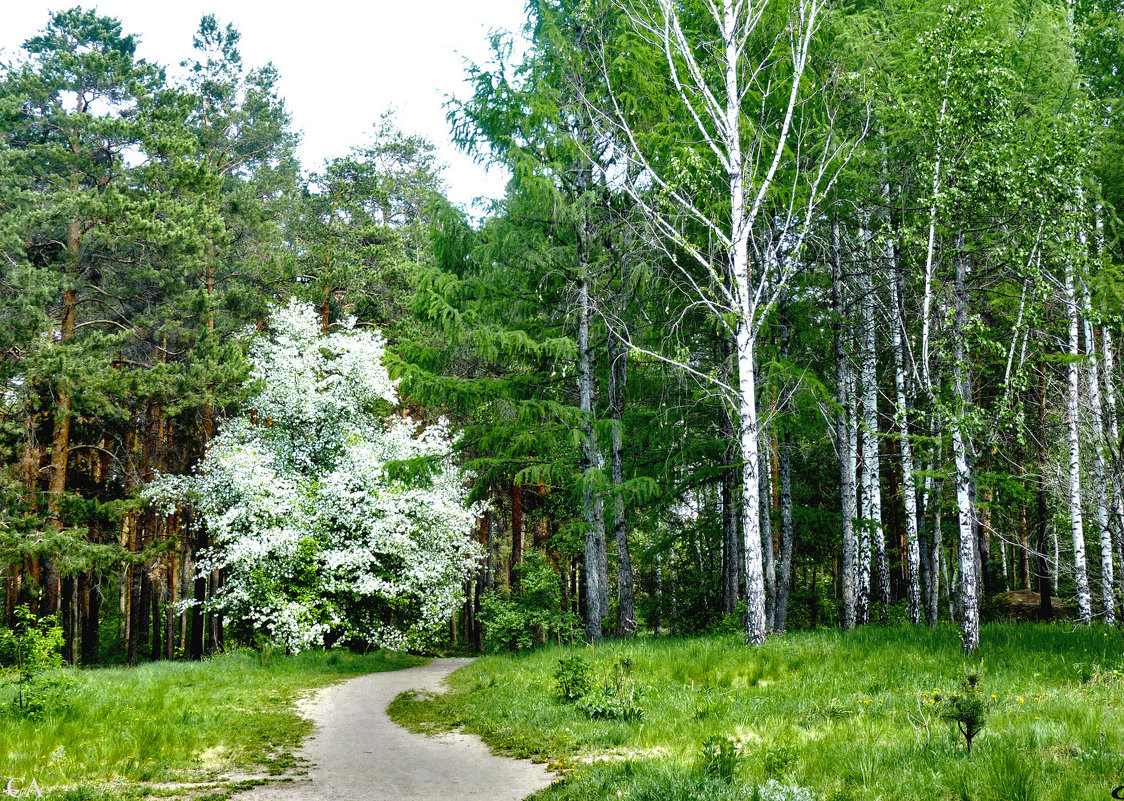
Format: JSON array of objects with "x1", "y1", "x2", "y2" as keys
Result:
[{"x1": 149, "y1": 301, "x2": 481, "y2": 652}]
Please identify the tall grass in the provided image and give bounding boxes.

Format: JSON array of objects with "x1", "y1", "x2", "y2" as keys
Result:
[
  {"x1": 390, "y1": 624, "x2": 1124, "y2": 800},
  {"x1": 0, "y1": 649, "x2": 422, "y2": 798}
]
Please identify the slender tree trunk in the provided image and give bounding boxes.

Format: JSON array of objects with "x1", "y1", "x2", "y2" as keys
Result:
[
  {"x1": 166, "y1": 544, "x2": 176, "y2": 660},
  {"x1": 951, "y1": 235, "x2": 979, "y2": 652},
  {"x1": 150, "y1": 574, "x2": 162, "y2": 662},
  {"x1": 1082, "y1": 293, "x2": 1115, "y2": 622},
  {"x1": 45, "y1": 218, "x2": 80, "y2": 617},
  {"x1": 1065, "y1": 258, "x2": 1093, "y2": 623},
  {"x1": 775, "y1": 429, "x2": 794, "y2": 633},
  {"x1": 849, "y1": 361, "x2": 867, "y2": 625},
  {"x1": 609, "y1": 331, "x2": 635, "y2": 637},
  {"x1": 976, "y1": 481, "x2": 992, "y2": 598},
  {"x1": 127, "y1": 526, "x2": 142, "y2": 667},
  {"x1": 1103, "y1": 329, "x2": 1124, "y2": 601},
  {"x1": 759, "y1": 438, "x2": 775, "y2": 632},
  {"x1": 510, "y1": 481, "x2": 523, "y2": 588},
  {"x1": 579, "y1": 259, "x2": 607, "y2": 642},
  {"x1": 860, "y1": 264, "x2": 888, "y2": 617},
  {"x1": 1036, "y1": 366, "x2": 1054, "y2": 617},
  {"x1": 721, "y1": 434, "x2": 740, "y2": 616},
  {"x1": 84, "y1": 574, "x2": 100, "y2": 664},
  {"x1": 772, "y1": 271, "x2": 794, "y2": 633},
  {"x1": 60, "y1": 576, "x2": 74, "y2": 664},
  {"x1": 833, "y1": 218, "x2": 857, "y2": 630},
  {"x1": 889, "y1": 259, "x2": 922, "y2": 622},
  {"x1": 926, "y1": 467, "x2": 944, "y2": 625}
]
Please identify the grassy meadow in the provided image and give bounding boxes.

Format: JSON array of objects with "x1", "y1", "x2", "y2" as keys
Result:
[
  {"x1": 0, "y1": 649, "x2": 423, "y2": 800},
  {"x1": 390, "y1": 624, "x2": 1124, "y2": 801}
]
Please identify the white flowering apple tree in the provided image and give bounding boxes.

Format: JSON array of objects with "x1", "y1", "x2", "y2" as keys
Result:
[{"x1": 148, "y1": 300, "x2": 482, "y2": 652}]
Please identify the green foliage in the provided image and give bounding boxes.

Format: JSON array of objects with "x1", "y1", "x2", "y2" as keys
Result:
[
  {"x1": 553, "y1": 651, "x2": 642, "y2": 720},
  {"x1": 478, "y1": 552, "x2": 580, "y2": 652},
  {"x1": 575, "y1": 656, "x2": 642, "y2": 721},
  {"x1": 554, "y1": 654, "x2": 592, "y2": 703},
  {"x1": 939, "y1": 671, "x2": 988, "y2": 754},
  {"x1": 0, "y1": 605, "x2": 64, "y2": 717}
]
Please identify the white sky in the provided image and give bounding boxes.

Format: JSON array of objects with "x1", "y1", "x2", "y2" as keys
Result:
[{"x1": 1, "y1": 1, "x2": 528, "y2": 213}]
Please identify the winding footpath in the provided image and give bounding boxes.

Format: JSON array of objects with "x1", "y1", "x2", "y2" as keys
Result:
[{"x1": 239, "y1": 658, "x2": 554, "y2": 801}]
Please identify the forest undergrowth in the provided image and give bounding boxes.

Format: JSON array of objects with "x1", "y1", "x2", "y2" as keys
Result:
[
  {"x1": 389, "y1": 624, "x2": 1124, "y2": 801},
  {"x1": 0, "y1": 649, "x2": 423, "y2": 800}
]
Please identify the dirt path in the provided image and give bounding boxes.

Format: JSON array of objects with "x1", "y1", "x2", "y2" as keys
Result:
[{"x1": 238, "y1": 658, "x2": 555, "y2": 801}]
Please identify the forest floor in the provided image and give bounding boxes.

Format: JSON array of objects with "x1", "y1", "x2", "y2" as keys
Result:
[
  {"x1": 0, "y1": 649, "x2": 423, "y2": 800},
  {"x1": 388, "y1": 624, "x2": 1124, "y2": 801}
]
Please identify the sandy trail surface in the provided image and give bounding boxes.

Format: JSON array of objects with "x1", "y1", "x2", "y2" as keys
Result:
[{"x1": 238, "y1": 657, "x2": 554, "y2": 801}]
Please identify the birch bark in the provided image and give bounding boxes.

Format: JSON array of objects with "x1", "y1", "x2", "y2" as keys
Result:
[
  {"x1": 1081, "y1": 291, "x2": 1115, "y2": 623},
  {"x1": 1065, "y1": 259, "x2": 1093, "y2": 623},
  {"x1": 1103, "y1": 330, "x2": 1124, "y2": 599},
  {"x1": 951, "y1": 235, "x2": 980, "y2": 652},
  {"x1": 890, "y1": 253, "x2": 922, "y2": 623}
]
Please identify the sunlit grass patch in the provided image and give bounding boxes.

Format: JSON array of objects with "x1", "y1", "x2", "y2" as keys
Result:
[
  {"x1": 389, "y1": 624, "x2": 1124, "y2": 800},
  {"x1": 0, "y1": 649, "x2": 423, "y2": 800}
]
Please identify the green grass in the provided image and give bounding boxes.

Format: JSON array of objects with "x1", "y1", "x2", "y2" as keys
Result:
[
  {"x1": 389, "y1": 624, "x2": 1124, "y2": 801},
  {"x1": 0, "y1": 649, "x2": 424, "y2": 800}
]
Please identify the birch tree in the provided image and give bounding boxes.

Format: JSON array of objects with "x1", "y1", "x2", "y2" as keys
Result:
[{"x1": 592, "y1": 0, "x2": 857, "y2": 645}]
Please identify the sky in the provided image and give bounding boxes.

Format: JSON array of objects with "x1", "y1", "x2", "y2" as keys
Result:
[{"x1": 1, "y1": 1, "x2": 529, "y2": 212}]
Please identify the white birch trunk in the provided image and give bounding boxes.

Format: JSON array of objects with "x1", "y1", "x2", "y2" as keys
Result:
[
  {"x1": 1082, "y1": 291, "x2": 1115, "y2": 623},
  {"x1": 1065, "y1": 259, "x2": 1093, "y2": 624},
  {"x1": 1103, "y1": 329, "x2": 1124, "y2": 599},
  {"x1": 951, "y1": 235, "x2": 979, "y2": 651},
  {"x1": 737, "y1": 323, "x2": 766, "y2": 645},
  {"x1": 890, "y1": 266, "x2": 922, "y2": 622},
  {"x1": 848, "y1": 360, "x2": 867, "y2": 623},
  {"x1": 861, "y1": 266, "x2": 888, "y2": 615}
]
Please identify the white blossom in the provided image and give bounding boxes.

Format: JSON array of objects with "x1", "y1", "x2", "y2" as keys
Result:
[{"x1": 146, "y1": 300, "x2": 482, "y2": 652}]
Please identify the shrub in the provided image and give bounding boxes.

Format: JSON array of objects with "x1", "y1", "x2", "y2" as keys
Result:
[
  {"x1": 939, "y1": 672, "x2": 987, "y2": 754},
  {"x1": 479, "y1": 552, "x2": 582, "y2": 652},
  {"x1": 0, "y1": 605, "x2": 65, "y2": 718},
  {"x1": 554, "y1": 654, "x2": 592, "y2": 703},
  {"x1": 576, "y1": 656, "x2": 643, "y2": 721}
]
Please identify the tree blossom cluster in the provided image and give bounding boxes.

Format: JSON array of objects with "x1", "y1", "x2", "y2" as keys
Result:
[{"x1": 149, "y1": 301, "x2": 482, "y2": 652}]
